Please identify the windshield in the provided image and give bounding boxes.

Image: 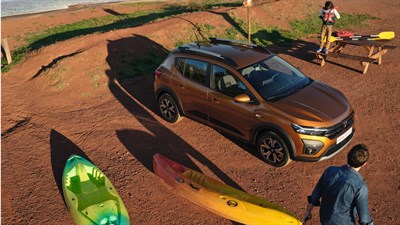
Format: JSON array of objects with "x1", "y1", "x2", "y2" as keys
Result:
[{"x1": 240, "y1": 55, "x2": 311, "y2": 101}]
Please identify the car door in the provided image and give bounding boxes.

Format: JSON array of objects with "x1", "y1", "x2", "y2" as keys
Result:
[
  {"x1": 207, "y1": 64, "x2": 258, "y2": 140},
  {"x1": 171, "y1": 57, "x2": 210, "y2": 123}
]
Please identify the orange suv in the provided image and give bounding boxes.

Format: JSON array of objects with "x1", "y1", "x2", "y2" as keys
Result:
[{"x1": 154, "y1": 38, "x2": 354, "y2": 167}]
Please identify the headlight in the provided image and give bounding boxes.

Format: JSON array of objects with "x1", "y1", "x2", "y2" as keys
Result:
[{"x1": 291, "y1": 124, "x2": 328, "y2": 136}]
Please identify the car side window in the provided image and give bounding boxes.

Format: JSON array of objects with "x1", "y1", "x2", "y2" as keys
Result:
[
  {"x1": 176, "y1": 58, "x2": 185, "y2": 74},
  {"x1": 211, "y1": 65, "x2": 247, "y2": 97},
  {"x1": 175, "y1": 58, "x2": 208, "y2": 85}
]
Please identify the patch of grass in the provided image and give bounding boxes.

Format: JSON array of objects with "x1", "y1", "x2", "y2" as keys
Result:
[
  {"x1": 2, "y1": 46, "x2": 29, "y2": 72},
  {"x1": 198, "y1": 23, "x2": 216, "y2": 35},
  {"x1": 15, "y1": 35, "x2": 23, "y2": 42},
  {"x1": 289, "y1": 13, "x2": 379, "y2": 39},
  {"x1": 224, "y1": 27, "x2": 241, "y2": 40},
  {"x1": 48, "y1": 64, "x2": 67, "y2": 90},
  {"x1": 252, "y1": 13, "x2": 378, "y2": 46},
  {"x1": 252, "y1": 27, "x2": 293, "y2": 46},
  {"x1": 122, "y1": 1, "x2": 163, "y2": 7},
  {"x1": 289, "y1": 16, "x2": 321, "y2": 38},
  {"x1": 89, "y1": 68, "x2": 104, "y2": 89},
  {"x1": 171, "y1": 22, "x2": 217, "y2": 48},
  {"x1": 117, "y1": 52, "x2": 167, "y2": 81},
  {"x1": 174, "y1": 40, "x2": 185, "y2": 48},
  {"x1": 2, "y1": 1, "x2": 242, "y2": 73},
  {"x1": 214, "y1": 12, "x2": 378, "y2": 47},
  {"x1": 335, "y1": 14, "x2": 379, "y2": 29},
  {"x1": 168, "y1": 0, "x2": 241, "y2": 12}
]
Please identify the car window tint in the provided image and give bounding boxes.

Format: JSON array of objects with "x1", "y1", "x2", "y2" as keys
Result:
[
  {"x1": 181, "y1": 59, "x2": 208, "y2": 85},
  {"x1": 212, "y1": 65, "x2": 246, "y2": 97},
  {"x1": 175, "y1": 58, "x2": 185, "y2": 74},
  {"x1": 241, "y1": 56, "x2": 310, "y2": 100},
  {"x1": 264, "y1": 58, "x2": 292, "y2": 76}
]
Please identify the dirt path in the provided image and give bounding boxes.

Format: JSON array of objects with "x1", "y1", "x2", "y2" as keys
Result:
[{"x1": 2, "y1": 0, "x2": 400, "y2": 224}]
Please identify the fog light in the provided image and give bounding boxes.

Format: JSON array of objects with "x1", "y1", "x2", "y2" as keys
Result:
[{"x1": 302, "y1": 139, "x2": 324, "y2": 155}]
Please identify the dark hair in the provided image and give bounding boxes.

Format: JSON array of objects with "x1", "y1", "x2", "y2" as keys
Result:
[
  {"x1": 324, "y1": 1, "x2": 334, "y2": 10},
  {"x1": 347, "y1": 144, "x2": 369, "y2": 168}
]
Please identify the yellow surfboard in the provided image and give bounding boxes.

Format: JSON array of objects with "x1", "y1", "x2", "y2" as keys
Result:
[{"x1": 153, "y1": 153, "x2": 302, "y2": 225}]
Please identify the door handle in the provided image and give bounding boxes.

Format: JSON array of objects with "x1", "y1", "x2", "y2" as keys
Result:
[
  {"x1": 178, "y1": 83, "x2": 185, "y2": 89},
  {"x1": 208, "y1": 97, "x2": 220, "y2": 103}
]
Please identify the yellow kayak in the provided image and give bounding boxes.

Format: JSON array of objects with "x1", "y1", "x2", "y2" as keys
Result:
[{"x1": 153, "y1": 153, "x2": 302, "y2": 225}]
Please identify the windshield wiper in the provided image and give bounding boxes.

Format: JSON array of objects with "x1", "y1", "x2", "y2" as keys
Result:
[
  {"x1": 266, "y1": 92, "x2": 291, "y2": 101},
  {"x1": 267, "y1": 80, "x2": 312, "y2": 101}
]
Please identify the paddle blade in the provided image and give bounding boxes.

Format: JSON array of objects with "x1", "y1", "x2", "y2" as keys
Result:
[
  {"x1": 328, "y1": 36, "x2": 337, "y2": 42},
  {"x1": 377, "y1": 31, "x2": 395, "y2": 39}
]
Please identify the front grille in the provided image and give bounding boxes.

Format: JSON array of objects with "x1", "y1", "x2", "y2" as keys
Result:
[
  {"x1": 324, "y1": 129, "x2": 355, "y2": 157},
  {"x1": 326, "y1": 112, "x2": 354, "y2": 139}
]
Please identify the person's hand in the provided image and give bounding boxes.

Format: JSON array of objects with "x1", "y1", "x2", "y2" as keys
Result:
[{"x1": 303, "y1": 211, "x2": 312, "y2": 224}]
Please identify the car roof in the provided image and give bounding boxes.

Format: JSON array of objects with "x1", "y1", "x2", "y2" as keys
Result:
[{"x1": 176, "y1": 38, "x2": 273, "y2": 69}]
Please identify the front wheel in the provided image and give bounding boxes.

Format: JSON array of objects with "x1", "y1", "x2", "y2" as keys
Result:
[
  {"x1": 256, "y1": 131, "x2": 291, "y2": 167},
  {"x1": 158, "y1": 93, "x2": 182, "y2": 123}
]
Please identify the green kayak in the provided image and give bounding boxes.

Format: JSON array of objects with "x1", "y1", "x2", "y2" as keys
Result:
[{"x1": 62, "y1": 155, "x2": 130, "y2": 225}]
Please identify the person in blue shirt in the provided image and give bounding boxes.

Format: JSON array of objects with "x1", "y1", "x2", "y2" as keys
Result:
[{"x1": 303, "y1": 144, "x2": 374, "y2": 225}]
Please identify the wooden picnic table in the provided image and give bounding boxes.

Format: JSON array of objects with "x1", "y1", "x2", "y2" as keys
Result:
[{"x1": 312, "y1": 39, "x2": 396, "y2": 74}]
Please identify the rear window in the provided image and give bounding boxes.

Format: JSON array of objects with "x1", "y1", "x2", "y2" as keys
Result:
[{"x1": 175, "y1": 58, "x2": 208, "y2": 85}]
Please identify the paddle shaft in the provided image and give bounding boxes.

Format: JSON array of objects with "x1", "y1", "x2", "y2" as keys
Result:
[{"x1": 328, "y1": 31, "x2": 394, "y2": 42}]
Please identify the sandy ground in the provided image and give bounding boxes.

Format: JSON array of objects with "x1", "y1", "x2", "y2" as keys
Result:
[{"x1": 2, "y1": 0, "x2": 400, "y2": 224}]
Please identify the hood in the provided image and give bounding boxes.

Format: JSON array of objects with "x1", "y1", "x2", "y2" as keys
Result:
[{"x1": 269, "y1": 81, "x2": 351, "y2": 126}]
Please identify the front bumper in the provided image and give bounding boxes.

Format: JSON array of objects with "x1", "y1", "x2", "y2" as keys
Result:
[{"x1": 293, "y1": 128, "x2": 355, "y2": 162}]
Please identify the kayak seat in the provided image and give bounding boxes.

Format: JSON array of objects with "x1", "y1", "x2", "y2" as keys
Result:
[
  {"x1": 66, "y1": 166, "x2": 119, "y2": 211},
  {"x1": 182, "y1": 170, "x2": 206, "y2": 186}
]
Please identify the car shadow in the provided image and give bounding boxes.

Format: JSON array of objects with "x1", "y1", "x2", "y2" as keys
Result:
[
  {"x1": 105, "y1": 34, "x2": 245, "y2": 194},
  {"x1": 49, "y1": 129, "x2": 92, "y2": 206}
]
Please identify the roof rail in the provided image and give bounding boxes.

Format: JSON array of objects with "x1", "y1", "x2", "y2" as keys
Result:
[
  {"x1": 209, "y1": 37, "x2": 272, "y2": 54},
  {"x1": 179, "y1": 46, "x2": 223, "y2": 58},
  {"x1": 209, "y1": 37, "x2": 256, "y2": 47},
  {"x1": 178, "y1": 46, "x2": 239, "y2": 68}
]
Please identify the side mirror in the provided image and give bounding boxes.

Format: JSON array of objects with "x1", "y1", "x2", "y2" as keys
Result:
[{"x1": 234, "y1": 94, "x2": 251, "y2": 103}]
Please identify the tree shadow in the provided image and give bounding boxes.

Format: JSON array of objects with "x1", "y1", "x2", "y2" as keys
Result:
[
  {"x1": 50, "y1": 129, "x2": 91, "y2": 206},
  {"x1": 173, "y1": 16, "x2": 207, "y2": 41},
  {"x1": 102, "y1": 8, "x2": 125, "y2": 16},
  {"x1": 252, "y1": 29, "x2": 293, "y2": 46},
  {"x1": 31, "y1": 49, "x2": 83, "y2": 79},
  {"x1": 208, "y1": 8, "x2": 248, "y2": 39},
  {"x1": 105, "y1": 34, "x2": 244, "y2": 195},
  {"x1": 204, "y1": 9, "x2": 326, "y2": 69}
]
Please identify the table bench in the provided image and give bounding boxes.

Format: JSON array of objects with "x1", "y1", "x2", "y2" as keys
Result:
[{"x1": 311, "y1": 39, "x2": 396, "y2": 74}]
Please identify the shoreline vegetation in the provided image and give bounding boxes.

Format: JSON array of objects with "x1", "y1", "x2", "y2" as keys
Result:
[
  {"x1": 1, "y1": 0, "x2": 377, "y2": 73},
  {"x1": 1, "y1": 0, "x2": 130, "y2": 18}
]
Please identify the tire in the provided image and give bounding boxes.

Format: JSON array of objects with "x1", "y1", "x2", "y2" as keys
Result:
[
  {"x1": 256, "y1": 131, "x2": 291, "y2": 167},
  {"x1": 158, "y1": 93, "x2": 182, "y2": 123}
]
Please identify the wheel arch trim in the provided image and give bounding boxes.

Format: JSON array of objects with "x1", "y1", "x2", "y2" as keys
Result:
[
  {"x1": 155, "y1": 87, "x2": 184, "y2": 115},
  {"x1": 251, "y1": 123, "x2": 296, "y2": 158}
]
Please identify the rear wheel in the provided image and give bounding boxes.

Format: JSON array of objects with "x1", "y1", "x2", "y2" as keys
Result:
[
  {"x1": 256, "y1": 131, "x2": 291, "y2": 167},
  {"x1": 158, "y1": 93, "x2": 182, "y2": 123}
]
